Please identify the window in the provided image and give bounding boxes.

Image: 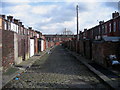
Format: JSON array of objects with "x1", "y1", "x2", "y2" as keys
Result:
[
  {"x1": 105, "y1": 25, "x2": 107, "y2": 34},
  {"x1": 25, "y1": 29, "x2": 27, "y2": 35},
  {"x1": 23, "y1": 28, "x2": 25, "y2": 35},
  {"x1": 113, "y1": 22, "x2": 116, "y2": 32},
  {"x1": 102, "y1": 25, "x2": 105, "y2": 34},
  {"x1": 13, "y1": 23, "x2": 16, "y2": 32},
  {"x1": 16, "y1": 25, "x2": 18, "y2": 33},
  {"x1": 8, "y1": 23, "x2": 11, "y2": 30},
  {"x1": 18, "y1": 26, "x2": 20, "y2": 34},
  {"x1": 11, "y1": 23, "x2": 14, "y2": 31},
  {"x1": 109, "y1": 23, "x2": 111, "y2": 33},
  {"x1": 99, "y1": 27, "x2": 100, "y2": 35},
  {"x1": 4, "y1": 21, "x2": 7, "y2": 30},
  {"x1": 37, "y1": 34, "x2": 39, "y2": 38},
  {"x1": 20, "y1": 27, "x2": 23, "y2": 35},
  {"x1": 28, "y1": 30, "x2": 29, "y2": 35}
]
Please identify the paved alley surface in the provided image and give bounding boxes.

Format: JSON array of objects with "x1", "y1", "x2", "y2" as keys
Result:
[{"x1": 3, "y1": 46, "x2": 109, "y2": 89}]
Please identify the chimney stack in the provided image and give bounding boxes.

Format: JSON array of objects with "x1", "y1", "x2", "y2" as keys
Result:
[
  {"x1": 84, "y1": 29, "x2": 87, "y2": 32},
  {"x1": 79, "y1": 31, "x2": 82, "y2": 34},
  {"x1": 14, "y1": 19, "x2": 19, "y2": 25},
  {"x1": 7, "y1": 16, "x2": 13, "y2": 22},
  {"x1": 29, "y1": 27, "x2": 32, "y2": 30},
  {"x1": 22, "y1": 25, "x2": 24, "y2": 27},
  {"x1": 2, "y1": 15, "x2": 6, "y2": 19},
  {"x1": 19, "y1": 22, "x2": 22, "y2": 26},
  {"x1": 112, "y1": 11, "x2": 119, "y2": 19},
  {"x1": 99, "y1": 21, "x2": 104, "y2": 25}
]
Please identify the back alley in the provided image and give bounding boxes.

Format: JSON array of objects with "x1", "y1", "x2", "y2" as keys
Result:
[{"x1": 3, "y1": 45, "x2": 110, "y2": 89}]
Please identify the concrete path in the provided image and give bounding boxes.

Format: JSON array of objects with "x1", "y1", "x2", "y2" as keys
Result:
[{"x1": 3, "y1": 46, "x2": 109, "y2": 89}]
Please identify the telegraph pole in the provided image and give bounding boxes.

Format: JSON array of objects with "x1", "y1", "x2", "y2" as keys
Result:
[
  {"x1": 118, "y1": 1, "x2": 120, "y2": 14},
  {"x1": 76, "y1": 5, "x2": 79, "y2": 40}
]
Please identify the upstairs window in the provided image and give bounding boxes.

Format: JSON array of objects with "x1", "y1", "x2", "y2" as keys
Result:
[
  {"x1": 113, "y1": 22, "x2": 116, "y2": 32},
  {"x1": 4, "y1": 21, "x2": 7, "y2": 30},
  {"x1": 16, "y1": 25, "x2": 18, "y2": 33},
  {"x1": 109, "y1": 23, "x2": 111, "y2": 33},
  {"x1": 28, "y1": 30, "x2": 29, "y2": 35},
  {"x1": 98, "y1": 27, "x2": 100, "y2": 35},
  {"x1": 105, "y1": 25, "x2": 107, "y2": 34},
  {"x1": 102, "y1": 25, "x2": 105, "y2": 34},
  {"x1": 8, "y1": 23, "x2": 11, "y2": 30},
  {"x1": 23, "y1": 28, "x2": 25, "y2": 35}
]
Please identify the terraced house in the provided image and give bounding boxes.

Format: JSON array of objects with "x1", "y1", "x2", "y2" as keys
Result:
[
  {"x1": 0, "y1": 15, "x2": 44, "y2": 72},
  {"x1": 65, "y1": 11, "x2": 120, "y2": 67}
]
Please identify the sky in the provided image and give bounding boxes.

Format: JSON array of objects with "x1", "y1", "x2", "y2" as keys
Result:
[{"x1": 0, "y1": 0, "x2": 120, "y2": 34}]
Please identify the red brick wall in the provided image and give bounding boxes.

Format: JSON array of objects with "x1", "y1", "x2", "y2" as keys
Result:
[
  {"x1": 68, "y1": 40, "x2": 92, "y2": 59},
  {"x1": 0, "y1": 30, "x2": 2, "y2": 69},
  {"x1": 79, "y1": 40, "x2": 84, "y2": 56},
  {"x1": 92, "y1": 41, "x2": 120, "y2": 67},
  {"x1": 72, "y1": 41, "x2": 76, "y2": 51},
  {"x1": 2, "y1": 30, "x2": 14, "y2": 71},
  {"x1": 43, "y1": 40, "x2": 46, "y2": 50},
  {"x1": 18, "y1": 34, "x2": 29, "y2": 61},
  {"x1": 34, "y1": 38, "x2": 38, "y2": 54},
  {"x1": 84, "y1": 40, "x2": 92, "y2": 59}
]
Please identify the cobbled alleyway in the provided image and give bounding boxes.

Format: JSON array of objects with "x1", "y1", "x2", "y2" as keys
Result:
[{"x1": 3, "y1": 46, "x2": 109, "y2": 89}]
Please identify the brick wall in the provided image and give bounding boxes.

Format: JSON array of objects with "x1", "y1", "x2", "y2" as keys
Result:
[
  {"x1": 79, "y1": 40, "x2": 84, "y2": 56},
  {"x1": 72, "y1": 41, "x2": 76, "y2": 51},
  {"x1": 2, "y1": 30, "x2": 14, "y2": 71},
  {"x1": 34, "y1": 38, "x2": 38, "y2": 54},
  {"x1": 68, "y1": 40, "x2": 92, "y2": 59},
  {"x1": 84, "y1": 40, "x2": 92, "y2": 59},
  {"x1": 0, "y1": 30, "x2": 2, "y2": 70},
  {"x1": 102, "y1": 42, "x2": 120, "y2": 60},
  {"x1": 76, "y1": 41, "x2": 80, "y2": 53},
  {"x1": 65, "y1": 40, "x2": 120, "y2": 67},
  {"x1": 18, "y1": 34, "x2": 29, "y2": 62},
  {"x1": 17, "y1": 35, "x2": 30, "y2": 63},
  {"x1": 92, "y1": 41, "x2": 120, "y2": 67},
  {"x1": 44, "y1": 40, "x2": 46, "y2": 50}
]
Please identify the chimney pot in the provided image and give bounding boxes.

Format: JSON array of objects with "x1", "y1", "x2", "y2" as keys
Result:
[
  {"x1": 79, "y1": 31, "x2": 82, "y2": 34},
  {"x1": 84, "y1": 29, "x2": 87, "y2": 32},
  {"x1": 22, "y1": 25, "x2": 24, "y2": 27},
  {"x1": 2, "y1": 15, "x2": 6, "y2": 19},
  {"x1": 112, "y1": 11, "x2": 119, "y2": 18},
  {"x1": 99, "y1": 21, "x2": 104, "y2": 25},
  {"x1": 7, "y1": 16, "x2": 13, "y2": 22},
  {"x1": 19, "y1": 22, "x2": 22, "y2": 26},
  {"x1": 29, "y1": 27, "x2": 32, "y2": 30},
  {"x1": 14, "y1": 19, "x2": 19, "y2": 24}
]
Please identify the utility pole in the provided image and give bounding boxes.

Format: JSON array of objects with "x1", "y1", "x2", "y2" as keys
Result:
[
  {"x1": 76, "y1": 5, "x2": 79, "y2": 40},
  {"x1": 118, "y1": 1, "x2": 120, "y2": 14}
]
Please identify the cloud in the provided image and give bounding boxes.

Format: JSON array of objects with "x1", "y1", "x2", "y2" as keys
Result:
[
  {"x1": 1, "y1": 1, "x2": 119, "y2": 34},
  {"x1": 78, "y1": 2, "x2": 116, "y2": 30},
  {"x1": 2, "y1": 0, "x2": 120, "y2": 2},
  {"x1": 31, "y1": 5, "x2": 57, "y2": 15},
  {"x1": 102, "y1": 2, "x2": 118, "y2": 10}
]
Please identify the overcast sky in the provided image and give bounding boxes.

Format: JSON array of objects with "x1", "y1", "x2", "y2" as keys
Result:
[{"x1": 0, "y1": 0, "x2": 120, "y2": 34}]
